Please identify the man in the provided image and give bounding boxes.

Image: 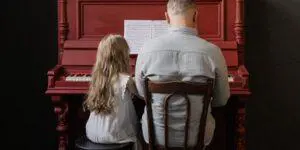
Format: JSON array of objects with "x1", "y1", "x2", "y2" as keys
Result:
[{"x1": 134, "y1": 0, "x2": 230, "y2": 148}]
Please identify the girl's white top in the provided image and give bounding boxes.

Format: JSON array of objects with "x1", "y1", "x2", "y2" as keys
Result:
[{"x1": 86, "y1": 74, "x2": 138, "y2": 145}]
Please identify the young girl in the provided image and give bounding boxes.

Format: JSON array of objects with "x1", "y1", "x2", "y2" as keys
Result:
[{"x1": 84, "y1": 34, "x2": 140, "y2": 149}]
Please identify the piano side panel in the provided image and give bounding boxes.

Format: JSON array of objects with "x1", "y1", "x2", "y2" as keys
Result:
[
  {"x1": 223, "y1": 50, "x2": 238, "y2": 67},
  {"x1": 62, "y1": 50, "x2": 96, "y2": 65},
  {"x1": 226, "y1": 0, "x2": 237, "y2": 41}
]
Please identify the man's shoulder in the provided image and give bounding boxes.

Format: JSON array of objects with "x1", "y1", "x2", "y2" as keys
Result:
[
  {"x1": 196, "y1": 37, "x2": 220, "y2": 50},
  {"x1": 139, "y1": 34, "x2": 221, "y2": 55}
]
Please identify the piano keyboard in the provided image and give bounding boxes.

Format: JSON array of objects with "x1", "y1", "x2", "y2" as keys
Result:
[
  {"x1": 65, "y1": 74, "x2": 92, "y2": 82},
  {"x1": 65, "y1": 74, "x2": 235, "y2": 82}
]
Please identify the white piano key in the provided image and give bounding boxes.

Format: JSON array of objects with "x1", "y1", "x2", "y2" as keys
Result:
[
  {"x1": 228, "y1": 76, "x2": 234, "y2": 82},
  {"x1": 65, "y1": 74, "x2": 92, "y2": 82}
]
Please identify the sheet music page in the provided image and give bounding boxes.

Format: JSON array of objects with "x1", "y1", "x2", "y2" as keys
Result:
[
  {"x1": 124, "y1": 20, "x2": 152, "y2": 54},
  {"x1": 124, "y1": 20, "x2": 169, "y2": 54}
]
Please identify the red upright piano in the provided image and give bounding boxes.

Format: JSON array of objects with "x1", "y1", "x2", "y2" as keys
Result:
[{"x1": 46, "y1": 0, "x2": 250, "y2": 149}]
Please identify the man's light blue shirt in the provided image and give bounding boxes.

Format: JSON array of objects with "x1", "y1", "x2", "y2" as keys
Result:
[{"x1": 135, "y1": 26, "x2": 230, "y2": 146}]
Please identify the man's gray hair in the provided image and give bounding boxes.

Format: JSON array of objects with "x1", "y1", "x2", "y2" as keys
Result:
[{"x1": 167, "y1": 0, "x2": 197, "y2": 16}]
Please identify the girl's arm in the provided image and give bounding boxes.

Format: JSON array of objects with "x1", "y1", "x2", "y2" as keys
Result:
[
  {"x1": 127, "y1": 77, "x2": 144, "y2": 101},
  {"x1": 128, "y1": 77, "x2": 145, "y2": 121}
]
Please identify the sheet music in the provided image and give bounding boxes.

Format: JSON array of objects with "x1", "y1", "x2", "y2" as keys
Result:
[{"x1": 124, "y1": 20, "x2": 169, "y2": 54}]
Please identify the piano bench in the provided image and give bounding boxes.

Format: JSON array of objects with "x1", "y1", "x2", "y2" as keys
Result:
[{"x1": 75, "y1": 135, "x2": 134, "y2": 150}]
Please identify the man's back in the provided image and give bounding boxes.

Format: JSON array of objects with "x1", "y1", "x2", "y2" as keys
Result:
[{"x1": 135, "y1": 26, "x2": 230, "y2": 147}]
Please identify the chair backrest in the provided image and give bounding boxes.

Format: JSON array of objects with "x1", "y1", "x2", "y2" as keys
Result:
[{"x1": 143, "y1": 78, "x2": 214, "y2": 150}]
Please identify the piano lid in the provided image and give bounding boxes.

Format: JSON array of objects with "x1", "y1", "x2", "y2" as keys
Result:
[{"x1": 58, "y1": 0, "x2": 243, "y2": 67}]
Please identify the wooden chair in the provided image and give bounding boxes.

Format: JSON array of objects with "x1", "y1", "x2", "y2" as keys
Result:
[
  {"x1": 143, "y1": 78, "x2": 214, "y2": 150},
  {"x1": 75, "y1": 135, "x2": 134, "y2": 150}
]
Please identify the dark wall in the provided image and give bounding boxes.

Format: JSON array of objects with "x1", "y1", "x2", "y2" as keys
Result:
[
  {"x1": 2, "y1": 0, "x2": 300, "y2": 150},
  {"x1": 2, "y1": 0, "x2": 57, "y2": 149},
  {"x1": 245, "y1": 0, "x2": 300, "y2": 150}
]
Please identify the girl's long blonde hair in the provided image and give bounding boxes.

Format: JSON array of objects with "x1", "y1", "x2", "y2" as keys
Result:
[{"x1": 84, "y1": 34, "x2": 130, "y2": 114}]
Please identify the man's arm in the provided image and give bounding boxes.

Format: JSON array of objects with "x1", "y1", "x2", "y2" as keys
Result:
[{"x1": 211, "y1": 47, "x2": 230, "y2": 107}]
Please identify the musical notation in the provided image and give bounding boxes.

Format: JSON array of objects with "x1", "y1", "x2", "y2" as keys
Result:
[{"x1": 124, "y1": 20, "x2": 169, "y2": 54}]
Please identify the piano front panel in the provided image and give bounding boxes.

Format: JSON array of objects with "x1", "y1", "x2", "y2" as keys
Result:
[
  {"x1": 61, "y1": 0, "x2": 239, "y2": 68},
  {"x1": 67, "y1": 0, "x2": 225, "y2": 41}
]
